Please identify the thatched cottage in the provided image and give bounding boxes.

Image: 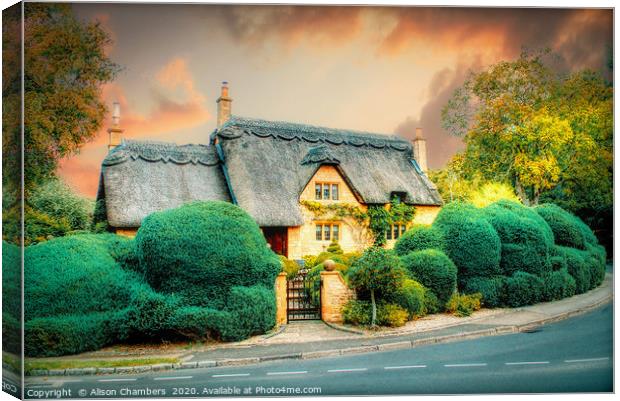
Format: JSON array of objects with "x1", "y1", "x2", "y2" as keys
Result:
[{"x1": 96, "y1": 83, "x2": 442, "y2": 260}]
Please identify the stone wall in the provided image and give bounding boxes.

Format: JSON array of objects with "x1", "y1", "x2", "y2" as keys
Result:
[{"x1": 320, "y1": 271, "x2": 355, "y2": 324}]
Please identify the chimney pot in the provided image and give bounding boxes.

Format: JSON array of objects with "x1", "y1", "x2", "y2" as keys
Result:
[
  {"x1": 216, "y1": 81, "x2": 232, "y2": 129},
  {"x1": 412, "y1": 127, "x2": 428, "y2": 173},
  {"x1": 107, "y1": 101, "x2": 124, "y2": 151}
]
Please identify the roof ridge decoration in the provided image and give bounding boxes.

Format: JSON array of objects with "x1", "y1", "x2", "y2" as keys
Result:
[
  {"x1": 301, "y1": 144, "x2": 340, "y2": 165},
  {"x1": 102, "y1": 140, "x2": 220, "y2": 167},
  {"x1": 218, "y1": 116, "x2": 411, "y2": 152}
]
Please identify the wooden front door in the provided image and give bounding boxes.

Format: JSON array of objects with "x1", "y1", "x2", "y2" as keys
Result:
[{"x1": 263, "y1": 227, "x2": 288, "y2": 257}]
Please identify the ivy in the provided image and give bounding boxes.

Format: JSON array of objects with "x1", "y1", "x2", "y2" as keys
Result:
[{"x1": 300, "y1": 197, "x2": 416, "y2": 247}]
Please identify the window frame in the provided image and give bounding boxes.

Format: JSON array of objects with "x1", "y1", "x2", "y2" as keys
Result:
[{"x1": 315, "y1": 223, "x2": 340, "y2": 242}]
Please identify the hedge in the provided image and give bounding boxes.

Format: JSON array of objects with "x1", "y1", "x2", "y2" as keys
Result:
[
  {"x1": 400, "y1": 249, "x2": 457, "y2": 305},
  {"x1": 135, "y1": 201, "x2": 281, "y2": 309},
  {"x1": 394, "y1": 225, "x2": 445, "y2": 256},
  {"x1": 554, "y1": 246, "x2": 591, "y2": 294},
  {"x1": 462, "y1": 276, "x2": 505, "y2": 308},
  {"x1": 483, "y1": 203, "x2": 552, "y2": 276},
  {"x1": 24, "y1": 235, "x2": 143, "y2": 321},
  {"x1": 502, "y1": 271, "x2": 544, "y2": 307},
  {"x1": 433, "y1": 202, "x2": 501, "y2": 285},
  {"x1": 388, "y1": 278, "x2": 427, "y2": 319},
  {"x1": 490, "y1": 200, "x2": 555, "y2": 245},
  {"x1": 535, "y1": 203, "x2": 589, "y2": 250},
  {"x1": 25, "y1": 311, "x2": 121, "y2": 357},
  {"x1": 541, "y1": 268, "x2": 576, "y2": 302},
  {"x1": 2, "y1": 241, "x2": 21, "y2": 320}
]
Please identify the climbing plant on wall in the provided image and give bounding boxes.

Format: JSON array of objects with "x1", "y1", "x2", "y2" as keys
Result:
[{"x1": 300, "y1": 197, "x2": 416, "y2": 247}]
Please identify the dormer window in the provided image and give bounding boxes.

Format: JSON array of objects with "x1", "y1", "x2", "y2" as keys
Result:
[{"x1": 315, "y1": 183, "x2": 339, "y2": 200}]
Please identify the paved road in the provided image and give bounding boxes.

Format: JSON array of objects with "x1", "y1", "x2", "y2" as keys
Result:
[{"x1": 23, "y1": 303, "x2": 613, "y2": 398}]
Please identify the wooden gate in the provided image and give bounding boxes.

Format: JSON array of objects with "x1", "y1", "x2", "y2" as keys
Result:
[{"x1": 287, "y1": 268, "x2": 321, "y2": 322}]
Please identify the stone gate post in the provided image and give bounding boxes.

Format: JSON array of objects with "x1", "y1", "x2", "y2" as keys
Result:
[{"x1": 320, "y1": 271, "x2": 355, "y2": 323}]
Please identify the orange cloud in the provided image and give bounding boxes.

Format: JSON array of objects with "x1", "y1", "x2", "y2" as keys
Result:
[{"x1": 58, "y1": 57, "x2": 212, "y2": 198}]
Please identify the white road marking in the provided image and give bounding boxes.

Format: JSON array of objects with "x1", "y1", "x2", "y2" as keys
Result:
[
  {"x1": 212, "y1": 373, "x2": 250, "y2": 378},
  {"x1": 98, "y1": 378, "x2": 138, "y2": 382},
  {"x1": 444, "y1": 363, "x2": 487, "y2": 368},
  {"x1": 564, "y1": 357, "x2": 610, "y2": 363},
  {"x1": 384, "y1": 365, "x2": 427, "y2": 370},
  {"x1": 327, "y1": 368, "x2": 368, "y2": 373},
  {"x1": 154, "y1": 376, "x2": 193, "y2": 381},
  {"x1": 505, "y1": 361, "x2": 550, "y2": 366},
  {"x1": 266, "y1": 371, "x2": 308, "y2": 376}
]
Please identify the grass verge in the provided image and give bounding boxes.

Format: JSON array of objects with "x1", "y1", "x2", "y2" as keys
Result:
[{"x1": 24, "y1": 357, "x2": 180, "y2": 373}]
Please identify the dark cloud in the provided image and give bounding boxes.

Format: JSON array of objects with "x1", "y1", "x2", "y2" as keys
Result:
[{"x1": 394, "y1": 61, "x2": 484, "y2": 170}]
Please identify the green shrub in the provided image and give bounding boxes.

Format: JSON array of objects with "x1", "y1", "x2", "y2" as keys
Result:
[
  {"x1": 541, "y1": 268, "x2": 576, "y2": 302},
  {"x1": 221, "y1": 285, "x2": 276, "y2": 341},
  {"x1": 446, "y1": 293, "x2": 482, "y2": 317},
  {"x1": 388, "y1": 278, "x2": 426, "y2": 319},
  {"x1": 535, "y1": 204, "x2": 587, "y2": 250},
  {"x1": 502, "y1": 271, "x2": 544, "y2": 307},
  {"x1": 280, "y1": 255, "x2": 300, "y2": 279},
  {"x1": 483, "y1": 203, "x2": 552, "y2": 276},
  {"x1": 24, "y1": 235, "x2": 143, "y2": 321},
  {"x1": 25, "y1": 312, "x2": 120, "y2": 357},
  {"x1": 326, "y1": 240, "x2": 344, "y2": 254},
  {"x1": 123, "y1": 285, "x2": 181, "y2": 339},
  {"x1": 462, "y1": 276, "x2": 505, "y2": 308},
  {"x1": 342, "y1": 300, "x2": 372, "y2": 326},
  {"x1": 376, "y1": 303, "x2": 409, "y2": 327},
  {"x1": 342, "y1": 300, "x2": 408, "y2": 327},
  {"x1": 554, "y1": 246, "x2": 591, "y2": 294},
  {"x1": 400, "y1": 249, "x2": 457, "y2": 305},
  {"x1": 490, "y1": 200, "x2": 554, "y2": 245},
  {"x1": 2, "y1": 241, "x2": 21, "y2": 320},
  {"x1": 394, "y1": 225, "x2": 445, "y2": 256},
  {"x1": 2, "y1": 313, "x2": 21, "y2": 355},
  {"x1": 135, "y1": 201, "x2": 280, "y2": 309},
  {"x1": 168, "y1": 306, "x2": 225, "y2": 341},
  {"x1": 423, "y1": 290, "x2": 441, "y2": 314},
  {"x1": 433, "y1": 202, "x2": 501, "y2": 285},
  {"x1": 550, "y1": 255, "x2": 567, "y2": 271}
]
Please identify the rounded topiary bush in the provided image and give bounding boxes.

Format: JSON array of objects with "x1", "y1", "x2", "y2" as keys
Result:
[
  {"x1": 554, "y1": 246, "x2": 591, "y2": 294},
  {"x1": 135, "y1": 201, "x2": 281, "y2": 309},
  {"x1": 388, "y1": 278, "x2": 427, "y2": 319},
  {"x1": 483, "y1": 203, "x2": 552, "y2": 276},
  {"x1": 2, "y1": 241, "x2": 21, "y2": 354},
  {"x1": 462, "y1": 276, "x2": 505, "y2": 308},
  {"x1": 535, "y1": 204, "x2": 588, "y2": 250},
  {"x1": 541, "y1": 268, "x2": 576, "y2": 302},
  {"x1": 491, "y1": 200, "x2": 554, "y2": 245},
  {"x1": 400, "y1": 249, "x2": 457, "y2": 305},
  {"x1": 502, "y1": 271, "x2": 544, "y2": 307},
  {"x1": 394, "y1": 225, "x2": 445, "y2": 256},
  {"x1": 433, "y1": 202, "x2": 501, "y2": 285},
  {"x1": 24, "y1": 235, "x2": 142, "y2": 321}
]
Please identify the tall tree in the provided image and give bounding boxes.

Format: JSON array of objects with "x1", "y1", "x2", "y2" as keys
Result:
[
  {"x1": 441, "y1": 51, "x2": 611, "y2": 210},
  {"x1": 3, "y1": 3, "x2": 119, "y2": 190}
]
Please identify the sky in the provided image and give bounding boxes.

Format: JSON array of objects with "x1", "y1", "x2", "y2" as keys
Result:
[{"x1": 57, "y1": 2, "x2": 613, "y2": 198}]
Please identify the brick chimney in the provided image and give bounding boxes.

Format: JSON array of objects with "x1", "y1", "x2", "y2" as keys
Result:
[
  {"x1": 412, "y1": 127, "x2": 428, "y2": 173},
  {"x1": 216, "y1": 81, "x2": 232, "y2": 129},
  {"x1": 107, "y1": 101, "x2": 124, "y2": 151}
]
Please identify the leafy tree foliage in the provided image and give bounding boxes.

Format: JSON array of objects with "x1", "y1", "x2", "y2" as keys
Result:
[
  {"x1": 348, "y1": 247, "x2": 406, "y2": 327},
  {"x1": 441, "y1": 50, "x2": 611, "y2": 217},
  {"x1": 3, "y1": 3, "x2": 118, "y2": 190}
]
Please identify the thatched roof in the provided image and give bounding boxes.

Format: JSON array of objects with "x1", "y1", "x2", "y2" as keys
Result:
[
  {"x1": 214, "y1": 116, "x2": 442, "y2": 227},
  {"x1": 98, "y1": 116, "x2": 442, "y2": 228},
  {"x1": 98, "y1": 140, "x2": 231, "y2": 228}
]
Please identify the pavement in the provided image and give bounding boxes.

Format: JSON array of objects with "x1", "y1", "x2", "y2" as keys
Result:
[
  {"x1": 23, "y1": 270, "x2": 613, "y2": 377},
  {"x1": 22, "y1": 302, "x2": 613, "y2": 396}
]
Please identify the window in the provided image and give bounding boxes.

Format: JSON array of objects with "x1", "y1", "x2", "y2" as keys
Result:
[
  {"x1": 315, "y1": 223, "x2": 340, "y2": 241},
  {"x1": 331, "y1": 184, "x2": 339, "y2": 200},
  {"x1": 314, "y1": 183, "x2": 339, "y2": 200},
  {"x1": 386, "y1": 224, "x2": 406, "y2": 240}
]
